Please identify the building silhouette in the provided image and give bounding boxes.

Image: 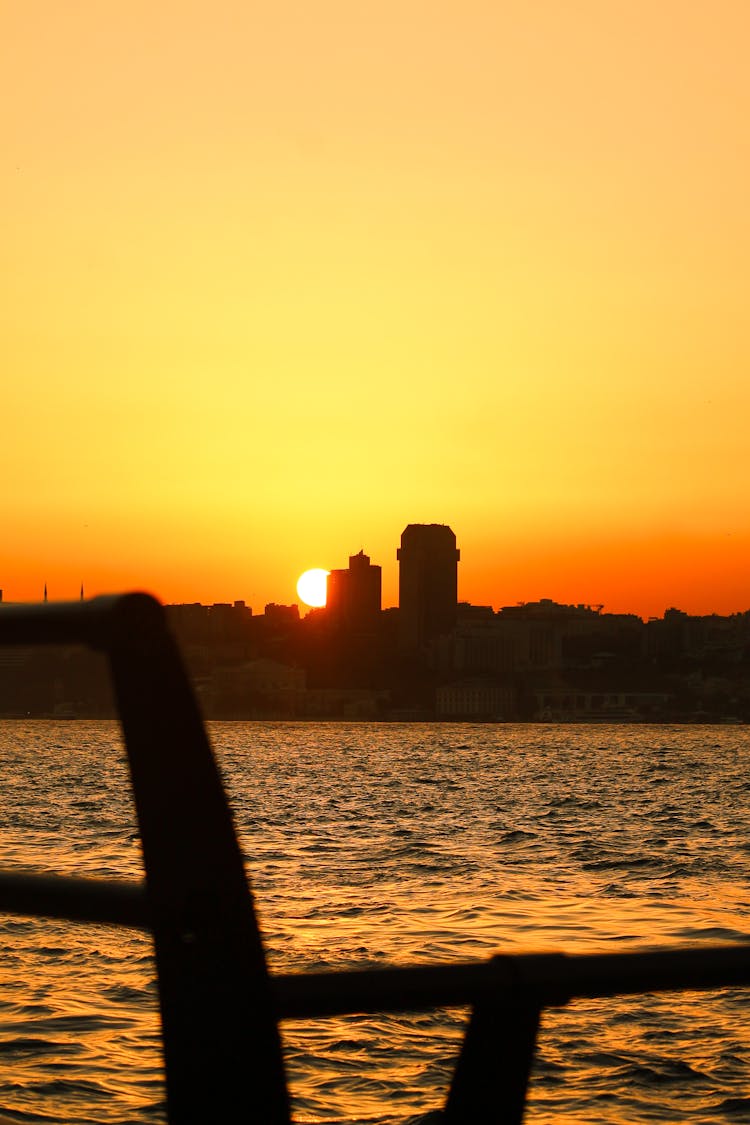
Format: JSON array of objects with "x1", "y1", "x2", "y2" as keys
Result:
[
  {"x1": 326, "y1": 550, "x2": 382, "y2": 630},
  {"x1": 397, "y1": 524, "x2": 460, "y2": 649}
]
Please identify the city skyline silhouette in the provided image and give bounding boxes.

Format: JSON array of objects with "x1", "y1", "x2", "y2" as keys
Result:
[
  {"x1": 4, "y1": 523, "x2": 749, "y2": 723},
  {"x1": 5, "y1": 517, "x2": 748, "y2": 624}
]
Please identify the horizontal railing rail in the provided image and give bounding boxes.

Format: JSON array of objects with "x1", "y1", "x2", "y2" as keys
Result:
[
  {"x1": 0, "y1": 592, "x2": 166, "y2": 648},
  {"x1": 1, "y1": 593, "x2": 748, "y2": 1125},
  {"x1": 0, "y1": 870, "x2": 149, "y2": 927},
  {"x1": 1, "y1": 868, "x2": 747, "y2": 1012}
]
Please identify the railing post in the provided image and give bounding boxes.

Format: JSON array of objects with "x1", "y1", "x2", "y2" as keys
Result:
[
  {"x1": 441, "y1": 954, "x2": 562, "y2": 1125},
  {"x1": 443, "y1": 1001, "x2": 539, "y2": 1125}
]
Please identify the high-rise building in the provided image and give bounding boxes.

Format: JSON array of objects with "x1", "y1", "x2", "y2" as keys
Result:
[
  {"x1": 397, "y1": 524, "x2": 460, "y2": 648},
  {"x1": 326, "y1": 550, "x2": 382, "y2": 630}
]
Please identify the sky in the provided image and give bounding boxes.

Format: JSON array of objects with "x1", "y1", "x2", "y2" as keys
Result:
[{"x1": 3, "y1": 1, "x2": 749, "y2": 619}]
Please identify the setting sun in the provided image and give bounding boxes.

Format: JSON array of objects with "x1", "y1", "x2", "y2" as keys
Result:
[{"x1": 297, "y1": 569, "x2": 329, "y2": 608}]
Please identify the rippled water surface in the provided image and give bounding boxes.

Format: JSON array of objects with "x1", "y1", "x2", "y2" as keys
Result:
[{"x1": 1, "y1": 721, "x2": 749, "y2": 1123}]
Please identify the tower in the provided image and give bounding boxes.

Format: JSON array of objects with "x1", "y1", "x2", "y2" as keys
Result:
[
  {"x1": 326, "y1": 550, "x2": 382, "y2": 630},
  {"x1": 397, "y1": 524, "x2": 460, "y2": 649}
]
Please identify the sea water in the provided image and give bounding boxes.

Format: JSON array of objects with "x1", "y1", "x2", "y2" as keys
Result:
[{"x1": 0, "y1": 720, "x2": 749, "y2": 1124}]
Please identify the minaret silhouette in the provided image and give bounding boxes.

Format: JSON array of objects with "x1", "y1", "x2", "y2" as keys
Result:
[
  {"x1": 80, "y1": 582, "x2": 84, "y2": 601},
  {"x1": 43, "y1": 583, "x2": 48, "y2": 603}
]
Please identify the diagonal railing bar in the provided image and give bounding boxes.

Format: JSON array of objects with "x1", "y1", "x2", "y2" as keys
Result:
[
  {"x1": 2, "y1": 593, "x2": 750, "y2": 1125},
  {"x1": 105, "y1": 601, "x2": 291, "y2": 1125}
]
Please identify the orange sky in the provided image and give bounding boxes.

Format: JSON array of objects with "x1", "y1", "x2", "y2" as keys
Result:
[{"x1": 3, "y1": 2, "x2": 749, "y2": 619}]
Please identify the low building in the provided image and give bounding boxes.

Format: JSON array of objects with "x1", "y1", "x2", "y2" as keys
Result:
[
  {"x1": 436, "y1": 678, "x2": 515, "y2": 720},
  {"x1": 533, "y1": 689, "x2": 671, "y2": 721},
  {"x1": 210, "y1": 658, "x2": 305, "y2": 717}
]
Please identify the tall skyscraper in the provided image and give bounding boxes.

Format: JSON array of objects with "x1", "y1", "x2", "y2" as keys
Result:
[
  {"x1": 326, "y1": 550, "x2": 382, "y2": 630},
  {"x1": 397, "y1": 524, "x2": 460, "y2": 649}
]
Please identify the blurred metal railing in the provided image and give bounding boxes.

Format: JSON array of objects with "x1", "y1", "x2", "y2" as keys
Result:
[{"x1": 0, "y1": 594, "x2": 748, "y2": 1124}]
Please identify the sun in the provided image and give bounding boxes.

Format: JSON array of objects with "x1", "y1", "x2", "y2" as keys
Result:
[{"x1": 296, "y1": 568, "x2": 329, "y2": 608}]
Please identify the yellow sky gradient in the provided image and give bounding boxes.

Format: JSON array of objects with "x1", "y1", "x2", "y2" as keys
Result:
[{"x1": 3, "y1": 1, "x2": 749, "y2": 618}]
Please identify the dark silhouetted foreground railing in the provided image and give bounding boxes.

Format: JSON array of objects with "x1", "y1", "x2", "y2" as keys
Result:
[{"x1": 1, "y1": 595, "x2": 748, "y2": 1124}]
